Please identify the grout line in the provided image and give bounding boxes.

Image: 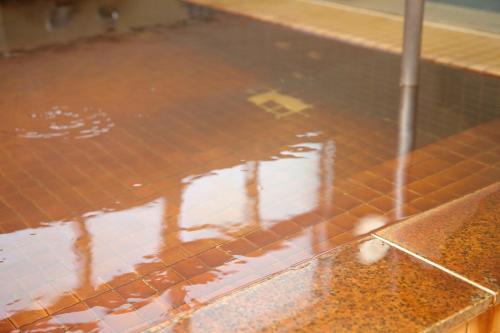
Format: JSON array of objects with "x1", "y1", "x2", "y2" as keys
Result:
[{"x1": 372, "y1": 234, "x2": 497, "y2": 302}]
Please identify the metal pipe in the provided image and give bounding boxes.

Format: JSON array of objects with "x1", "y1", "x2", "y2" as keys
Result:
[
  {"x1": 400, "y1": 0, "x2": 426, "y2": 87},
  {"x1": 394, "y1": 0, "x2": 425, "y2": 220}
]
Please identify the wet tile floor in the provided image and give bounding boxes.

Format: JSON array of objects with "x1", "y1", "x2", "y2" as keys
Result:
[{"x1": 0, "y1": 10, "x2": 499, "y2": 332}]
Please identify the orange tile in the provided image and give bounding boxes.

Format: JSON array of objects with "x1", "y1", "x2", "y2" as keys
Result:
[
  {"x1": 329, "y1": 212, "x2": 359, "y2": 231},
  {"x1": 158, "y1": 246, "x2": 189, "y2": 267},
  {"x1": 269, "y1": 221, "x2": 302, "y2": 237},
  {"x1": 144, "y1": 268, "x2": 184, "y2": 293},
  {"x1": 0, "y1": 319, "x2": 16, "y2": 332},
  {"x1": 53, "y1": 302, "x2": 99, "y2": 331},
  {"x1": 106, "y1": 272, "x2": 140, "y2": 289},
  {"x1": 344, "y1": 184, "x2": 381, "y2": 201},
  {"x1": 158, "y1": 281, "x2": 191, "y2": 309},
  {"x1": 134, "y1": 297, "x2": 172, "y2": 324},
  {"x1": 411, "y1": 197, "x2": 440, "y2": 211},
  {"x1": 332, "y1": 192, "x2": 363, "y2": 210},
  {"x1": 19, "y1": 316, "x2": 66, "y2": 332},
  {"x1": 197, "y1": 248, "x2": 233, "y2": 267},
  {"x1": 407, "y1": 180, "x2": 438, "y2": 196},
  {"x1": 135, "y1": 260, "x2": 167, "y2": 277},
  {"x1": 315, "y1": 202, "x2": 346, "y2": 219},
  {"x1": 85, "y1": 291, "x2": 127, "y2": 318},
  {"x1": 73, "y1": 282, "x2": 111, "y2": 301},
  {"x1": 102, "y1": 309, "x2": 146, "y2": 333},
  {"x1": 182, "y1": 239, "x2": 218, "y2": 256},
  {"x1": 291, "y1": 212, "x2": 324, "y2": 228},
  {"x1": 41, "y1": 293, "x2": 80, "y2": 315},
  {"x1": 221, "y1": 238, "x2": 257, "y2": 256},
  {"x1": 9, "y1": 307, "x2": 48, "y2": 328},
  {"x1": 349, "y1": 204, "x2": 383, "y2": 218},
  {"x1": 245, "y1": 229, "x2": 280, "y2": 248},
  {"x1": 116, "y1": 280, "x2": 157, "y2": 302},
  {"x1": 370, "y1": 196, "x2": 394, "y2": 212},
  {"x1": 172, "y1": 258, "x2": 209, "y2": 279},
  {"x1": 366, "y1": 178, "x2": 394, "y2": 194}
]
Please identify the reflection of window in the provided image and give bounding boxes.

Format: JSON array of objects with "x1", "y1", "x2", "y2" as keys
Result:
[{"x1": 258, "y1": 143, "x2": 321, "y2": 223}]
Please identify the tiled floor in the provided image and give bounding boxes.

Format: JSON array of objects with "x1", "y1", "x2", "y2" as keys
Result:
[
  {"x1": 185, "y1": 0, "x2": 500, "y2": 76},
  {"x1": 0, "y1": 9, "x2": 499, "y2": 333}
]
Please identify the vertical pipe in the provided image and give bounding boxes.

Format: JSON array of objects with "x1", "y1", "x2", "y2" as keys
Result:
[
  {"x1": 394, "y1": 0, "x2": 425, "y2": 220},
  {"x1": 400, "y1": 0, "x2": 426, "y2": 87}
]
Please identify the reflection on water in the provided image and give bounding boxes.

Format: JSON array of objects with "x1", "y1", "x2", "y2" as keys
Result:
[
  {"x1": 0, "y1": 135, "x2": 341, "y2": 329},
  {"x1": 0, "y1": 3, "x2": 499, "y2": 331},
  {"x1": 0, "y1": 0, "x2": 188, "y2": 54}
]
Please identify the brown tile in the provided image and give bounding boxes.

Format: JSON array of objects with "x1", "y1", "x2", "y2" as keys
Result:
[
  {"x1": 350, "y1": 170, "x2": 379, "y2": 183},
  {"x1": 445, "y1": 160, "x2": 485, "y2": 181},
  {"x1": 292, "y1": 212, "x2": 324, "y2": 227},
  {"x1": 158, "y1": 281, "x2": 191, "y2": 309},
  {"x1": 85, "y1": 291, "x2": 127, "y2": 318},
  {"x1": 378, "y1": 182, "x2": 500, "y2": 299},
  {"x1": 411, "y1": 197, "x2": 440, "y2": 211},
  {"x1": 428, "y1": 188, "x2": 460, "y2": 204},
  {"x1": 245, "y1": 229, "x2": 280, "y2": 247},
  {"x1": 172, "y1": 257, "x2": 209, "y2": 279},
  {"x1": 331, "y1": 192, "x2": 363, "y2": 211},
  {"x1": 269, "y1": 221, "x2": 302, "y2": 237},
  {"x1": 477, "y1": 167, "x2": 500, "y2": 183},
  {"x1": 329, "y1": 212, "x2": 358, "y2": 231},
  {"x1": 102, "y1": 308, "x2": 146, "y2": 333},
  {"x1": 144, "y1": 268, "x2": 184, "y2": 293},
  {"x1": 135, "y1": 260, "x2": 167, "y2": 277},
  {"x1": 116, "y1": 280, "x2": 157, "y2": 302},
  {"x1": 0, "y1": 319, "x2": 16, "y2": 332},
  {"x1": 423, "y1": 172, "x2": 457, "y2": 187},
  {"x1": 369, "y1": 196, "x2": 395, "y2": 212},
  {"x1": 344, "y1": 183, "x2": 381, "y2": 201},
  {"x1": 474, "y1": 152, "x2": 500, "y2": 165},
  {"x1": 53, "y1": 302, "x2": 99, "y2": 331},
  {"x1": 407, "y1": 180, "x2": 438, "y2": 196},
  {"x1": 349, "y1": 204, "x2": 383, "y2": 218},
  {"x1": 9, "y1": 307, "x2": 48, "y2": 328},
  {"x1": 315, "y1": 202, "x2": 346, "y2": 219},
  {"x1": 19, "y1": 316, "x2": 67, "y2": 332},
  {"x1": 221, "y1": 238, "x2": 257, "y2": 256},
  {"x1": 445, "y1": 174, "x2": 492, "y2": 197},
  {"x1": 73, "y1": 282, "x2": 111, "y2": 301},
  {"x1": 158, "y1": 246, "x2": 189, "y2": 267},
  {"x1": 197, "y1": 248, "x2": 233, "y2": 267},
  {"x1": 41, "y1": 292, "x2": 80, "y2": 315},
  {"x1": 366, "y1": 178, "x2": 393, "y2": 194},
  {"x1": 106, "y1": 272, "x2": 140, "y2": 289},
  {"x1": 182, "y1": 239, "x2": 218, "y2": 256},
  {"x1": 134, "y1": 297, "x2": 172, "y2": 324}
]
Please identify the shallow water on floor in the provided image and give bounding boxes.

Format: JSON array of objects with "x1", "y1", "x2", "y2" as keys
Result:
[{"x1": 0, "y1": 4, "x2": 499, "y2": 332}]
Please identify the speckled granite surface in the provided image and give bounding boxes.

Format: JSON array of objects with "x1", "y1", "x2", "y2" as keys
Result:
[
  {"x1": 377, "y1": 182, "x2": 500, "y2": 302},
  {"x1": 146, "y1": 237, "x2": 492, "y2": 333}
]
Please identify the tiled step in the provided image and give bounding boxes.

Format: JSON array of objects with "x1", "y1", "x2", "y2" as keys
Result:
[{"x1": 144, "y1": 182, "x2": 500, "y2": 333}]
